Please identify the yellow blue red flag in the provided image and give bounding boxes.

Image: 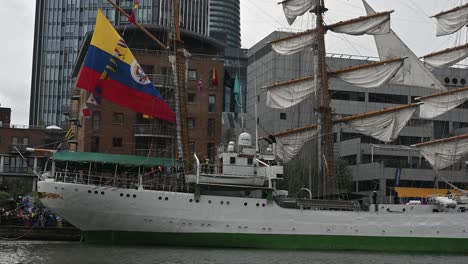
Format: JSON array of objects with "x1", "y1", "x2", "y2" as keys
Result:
[{"x1": 76, "y1": 9, "x2": 175, "y2": 123}]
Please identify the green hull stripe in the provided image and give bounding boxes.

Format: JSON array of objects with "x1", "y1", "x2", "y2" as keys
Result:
[{"x1": 82, "y1": 231, "x2": 468, "y2": 254}]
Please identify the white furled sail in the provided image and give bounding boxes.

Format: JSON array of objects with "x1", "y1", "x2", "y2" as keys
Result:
[
  {"x1": 266, "y1": 76, "x2": 316, "y2": 109},
  {"x1": 274, "y1": 125, "x2": 319, "y2": 163},
  {"x1": 330, "y1": 58, "x2": 403, "y2": 88},
  {"x1": 422, "y1": 44, "x2": 468, "y2": 70},
  {"x1": 419, "y1": 87, "x2": 468, "y2": 119},
  {"x1": 363, "y1": 0, "x2": 446, "y2": 91},
  {"x1": 414, "y1": 134, "x2": 468, "y2": 170},
  {"x1": 328, "y1": 11, "x2": 392, "y2": 36},
  {"x1": 270, "y1": 30, "x2": 318, "y2": 55},
  {"x1": 433, "y1": 4, "x2": 468, "y2": 37},
  {"x1": 281, "y1": 0, "x2": 318, "y2": 25},
  {"x1": 336, "y1": 104, "x2": 418, "y2": 143}
]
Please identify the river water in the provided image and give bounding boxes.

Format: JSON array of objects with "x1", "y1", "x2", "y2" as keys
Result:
[{"x1": 1, "y1": 240, "x2": 467, "y2": 264}]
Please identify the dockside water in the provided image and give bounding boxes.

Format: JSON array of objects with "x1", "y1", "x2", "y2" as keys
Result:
[{"x1": 1, "y1": 240, "x2": 467, "y2": 264}]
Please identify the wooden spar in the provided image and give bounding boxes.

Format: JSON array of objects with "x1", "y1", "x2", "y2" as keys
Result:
[
  {"x1": 272, "y1": 124, "x2": 319, "y2": 138},
  {"x1": 264, "y1": 76, "x2": 314, "y2": 90},
  {"x1": 326, "y1": 11, "x2": 393, "y2": 30},
  {"x1": 334, "y1": 103, "x2": 420, "y2": 124},
  {"x1": 172, "y1": 0, "x2": 191, "y2": 169},
  {"x1": 432, "y1": 3, "x2": 468, "y2": 18},
  {"x1": 413, "y1": 133, "x2": 468, "y2": 148},
  {"x1": 106, "y1": 0, "x2": 167, "y2": 50},
  {"x1": 328, "y1": 57, "x2": 404, "y2": 76},
  {"x1": 269, "y1": 29, "x2": 319, "y2": 44},
  {"x1": 417, "y1": 86, "x2": 468, "y2": 100},
  {"x1": 422, "y1": 43, "x2": 468, "y2": 59}
]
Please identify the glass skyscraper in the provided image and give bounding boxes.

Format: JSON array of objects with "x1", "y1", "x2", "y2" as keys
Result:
[
  {"x1": 30, "y1": 0, "x2": 210, "y2": 126},
  {"x1": 209, "y1": 0, "x2": 240, "y2": 48}
]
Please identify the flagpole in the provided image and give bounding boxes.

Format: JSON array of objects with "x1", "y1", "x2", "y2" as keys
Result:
[
  {"x1": 254, "y1": 77, "x2": 259, "y2": 153},
  {"x1": 106, "y1": 0, "x2": 167, "y2": 50},
  {"x1": 240, "y1": 81, "x2": 244, "y2": 130}
]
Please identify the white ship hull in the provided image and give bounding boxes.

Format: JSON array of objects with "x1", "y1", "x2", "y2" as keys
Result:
[{"x1": 38, "y1": 180, "x2": 468, "y2": 253}]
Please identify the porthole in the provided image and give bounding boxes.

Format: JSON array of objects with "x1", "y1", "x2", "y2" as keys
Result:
[
  {"x1": 120, "y1": 193, "x2": 123, "y2": 197},
  {"x1": 461, "y1": 78, "x2": 466, "y2": 85},
  {"x1": 126, "y1": 194, "x2": 130, "y2": 198},
  {"x1": 244, "y1": 202, "x2": 248, "y2": 206},
  {"x1": 95, "y1": 191, "x2": 98, "y2": 194},
  {"x1": 256, "y1": 203, "x2": 260, "y2": 207},
  {"x1": 101, "y1": 191, "x2": 104, "y2": 195},
  {"x1": 386, "y1": 208, "x2": 390, "y2": 212},
  {"x1": 220, "y1": 201, "x2": 224, "y2": 205},
  {"x1": 226, "y1": 201, "x2": 230, "y2": 205},
  {"x1": 195, "y1": 199, "x2": 199, "y2": 203},
  {"x1": 262, "y1": 204, "x2": 265, "y2": 207},
  {"x1": 133, "y1": 194, "x2": 136, "y2": 198},
  {"x1": 208, "y1": 200, "x2": 212, "y2": 204},
  {"x1": 444, "y1": 77, "x2": 450, "y2": 84},
  {"x1": 452, "y1": 78, "x2": 458, "y2": 84},
  {"x1": 158, "y1": 196, "x2": 162, "y2": 200},
  {"x1": 189, "y1": 199, "x2": 193, "y2": 203},
  {"x1": 165, "y1": 197, "x2": 168, "y2": 201},
  {"x1": 402, "y1": 208, "x2": 406, "y2": 212},
  {"x1": 88, "y1": 190, "x2": 92, "y2": 194},
  {"x1": 74, "y1": 189, "x2": 78, "y2": 192}
]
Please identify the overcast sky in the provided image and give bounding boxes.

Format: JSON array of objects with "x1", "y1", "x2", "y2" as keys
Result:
[{"x1": 0, "y1": 0, "x2": 466, "y2": 125}]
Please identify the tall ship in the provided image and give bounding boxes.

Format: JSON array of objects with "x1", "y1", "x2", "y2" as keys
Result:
[{"x1": 37, "y1": 0, "x2": 468, "y2": 253}]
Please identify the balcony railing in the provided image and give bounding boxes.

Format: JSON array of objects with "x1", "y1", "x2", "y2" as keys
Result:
[
  {"x1": 133, "y1": 124, "x2": 174, "y2": 137},
  {"x1": 70, "y1": 88, "x2": 81, "y2": 99},
  {"x1": 132, "y1": 149, "x2": 174, "y2": 159},
  {"x1": 1, "y1": 166, "x2": 34, "y2": 174}
]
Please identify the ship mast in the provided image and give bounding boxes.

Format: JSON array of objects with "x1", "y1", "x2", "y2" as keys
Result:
[
  {"x1": 172, "y1": 0, "x2": 191, "y2": 169},
  {"x1": 315, "y1": 0, "x2": 336, "y2": 195}
]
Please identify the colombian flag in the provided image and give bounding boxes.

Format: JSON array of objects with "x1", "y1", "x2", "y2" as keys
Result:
[{"x1": 76, "y1": 9, "x2": 175, "y2": 123}]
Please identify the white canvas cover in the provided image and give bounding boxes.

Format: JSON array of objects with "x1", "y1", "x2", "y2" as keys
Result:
[
  {"x1": 416, "y1": 137, "x2": 468, "y2": 170},
  {"x1": 271, "y1": 31, "x2": 317, "y2": 55},
  {"x1": 423, "y1": 45, "x2": 468, "y2": 69},
  {"x1": 266, "y1": 77, "x2": 316, "y2": 109},
  {"x1": 276, "y1": 127, "x2": 319, "y2": 163},
  {"x1": 419, "y1": 89, "x2": 468, "y2": 119},
  {"x1": 363, "y1": 0, "x2": 446, "y2": 91},
  {"x1": 435, "y1": 5, "x2": 468, "y2": 37},
  {"x1": 333, "y1": 59, "x2": 402, "y2": 88},
  {"x1": 282, "y1": 0, "x2": 318, "y2": 25},
  {"x1": 329, "y1": 12, "x2": 391, "y2": 35},
  {"x1": 344, "y1": 106, "x2": 417, "y2": 142}
]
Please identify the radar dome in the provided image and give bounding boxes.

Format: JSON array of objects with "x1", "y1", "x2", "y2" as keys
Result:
[
  {"x1": 227, "y1": 141, "x2": 235, "y2": 152},
  {"x1": 238, "y1": 132, "x2": 252, "y2": 146}
]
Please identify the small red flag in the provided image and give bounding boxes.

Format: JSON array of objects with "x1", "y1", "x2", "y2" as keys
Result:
[
  {"x1": 128, "y1": 11, "x2": 136, "y2": 24},
  {"x1": 212, "y1": 67, "x2": 218, "y2": 87}
]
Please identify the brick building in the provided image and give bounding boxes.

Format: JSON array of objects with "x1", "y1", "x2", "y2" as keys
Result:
[{"x1": 67, "y1": 26, "x2": 224, "y2": 161}]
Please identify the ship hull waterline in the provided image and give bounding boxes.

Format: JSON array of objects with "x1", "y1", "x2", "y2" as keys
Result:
[{"x1": 38, "y1": 181, "x2": 468, "y2": 254}]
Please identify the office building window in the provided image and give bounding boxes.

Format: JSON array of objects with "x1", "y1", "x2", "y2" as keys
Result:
[
  {"x1": 12, "y1": 136, "x2": 18, "y2": 145},
  {"x1": 280, "y1": 113, "x2": 287, "y2": 120},
  {"x1": 112, "y1": 137, "x2": 123, "y2": 148},
  {"x1": 187, "y1": 93, "x2": 196, "y2": 103},
  {"x1": 188, "y1": 118, "x2": 195, "y2": 129},
  {"x1": 208, "y1": 118, "x2": 215, "y2": 137},
  {"x1": 92, "y1": 112, "x2": 100, "y2": 130},
  {"x1": 188, "y1": 69, "x2": 197, "y2": 80},
  {"x1": 208, "y1": 96, "x2": 215, "y2": 112},
  {"x1": 91, "y1": 137, "x2": 100, "y2": 152},
  {"x1": 112, "y1": 113, "x2": 124, "y2": 124}
]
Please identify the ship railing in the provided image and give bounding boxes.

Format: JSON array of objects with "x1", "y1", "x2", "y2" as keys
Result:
[{"x1": 51, "y1": 171, "x2": 191, "y2": 193}]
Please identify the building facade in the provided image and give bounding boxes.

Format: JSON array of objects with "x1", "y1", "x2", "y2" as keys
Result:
[
  {"x1": 209, "y1": 0, "x2": 241, "y2": 48},
  {"x1": 30, "y1": 0, "x2": 210, "y2": 127},
  {"x1": 67, "y1": 27, "x2": 224, "y2": 162},
  {"x1": 246, "y1": 31, "x2": 468, "y2": 200}
]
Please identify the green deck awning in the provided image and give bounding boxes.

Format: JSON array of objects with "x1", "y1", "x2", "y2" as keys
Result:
[{"x1": 51, "y1": 151, "x2": 180, "y2": 167}]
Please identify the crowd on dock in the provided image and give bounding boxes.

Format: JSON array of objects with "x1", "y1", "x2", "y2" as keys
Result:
[{"x1": 0, "y1": 195, "x2": 66, "y2": 228}]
